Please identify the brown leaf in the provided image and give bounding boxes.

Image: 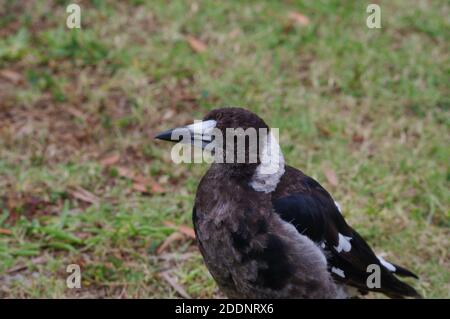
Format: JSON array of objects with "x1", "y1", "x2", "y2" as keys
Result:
[
  {"x1": 186, "y1": 36, "x2": 207, "y2": 53},
  {"x1": 288, "y1": 11, "x2": 310, "y2": 26},
  {"x1": 163, "y1": 221, "x2": 196, "y2": 239},
  {"x1": 150, "y1": 182, "x2": 165, "y2": 193},
  {"x1": 133, "y1": 183, "x2": 164, "y2": 193},
  {"x1": 116, "y1": 166, "x2": 136, "y2": 180},
  {"x1": 324, "y1": 168, "x2": 339, "y2": 187},
  {"x1": 117, "y1": 167, "x2": 165, "y2": 194},
  {"x1": 160, "y1": 271, "x2": 191, "y2": 299},
  {"x1": 156, "y1": 232, "x2": 184, "y2": 254},
  {"x1": 163, "y1": 221, "x2": 176, "y2": 228},
  {"x1": 132, "y1": 180, "x2": 165, "y2": 194},
  {"x1": 0, "y1": 228, "x2": 12, "y2": 235},
  {"x1": 352, "y1": 133, "x2": 364, "y2": 144},
  {"x1": 100, "y1": 153, "x2": 120, "y2": 166},
  {"x1": 0, "y1": 69, "x2": 22, "y2": 84},
  {"x1": 132, "y1": 182, "x2": 148, "y2": 193},
  {"x1": 66, "y1": 107, "x2": 87, "y2": 121},
  {"x1": 316, "y1": 124, "x2": 331, "y2": 137},
  {"x1": 69, "y1": 187, "x2": 100, "y2": 204},
  {"x1": 178, "y1": 225, "x2": 196, "y2": 239}
]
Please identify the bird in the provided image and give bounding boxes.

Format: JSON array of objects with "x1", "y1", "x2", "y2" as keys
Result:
[{"x1": 155, "y1": 107, "x2": 420, "y2": 299}]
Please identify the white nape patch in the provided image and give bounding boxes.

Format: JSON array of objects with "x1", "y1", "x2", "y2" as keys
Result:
[
  {"x1": 331, "y1": 267, "x2": 346, "y2": 278},
  {"x1": 377, "y1": 256, "x2": 396, "y2": 272},
  {"x1": 320, "y1": 242, "x2": 326, "y2": 249},
  {"x1": 249, "y1": 132, "x2": 285, "y2": 193},
  {"x1": 334, "y1": 233, "x2": 352, "y2": 253},
  {"x1": 334, "y1": 201, "x2": 342, "y2": 214}
]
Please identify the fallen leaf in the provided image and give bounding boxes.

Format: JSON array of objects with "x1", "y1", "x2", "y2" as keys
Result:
[
  {"x1": 178, "y1": 225, "x2": 196, "y2": 239},
  {"x1": 132, "y1": 174, "x2": 148, "y2": 184},
  {"x1": 316, "y1": 123, "x2": 331, "y2": 137},
  {"x1": 163, "y1": 221, "x2": 196, "y2": 239},
  {"x1": 186, "y1": 36, "x2": 207, "y2": 53},
  {"x1": 100, "y1": 153, "x2": 120, "y2": 166},
  {"x1": 150, "y1": 182, "x2": 165, "y2": 193},
  {"x1": 324, "y1": 168, "x2": 339, "y2": 187},
  {"x1": 66, "y1": 107, "x2": 87, "y2": 121},
  {"x1": 117, "y1": 166, "x2": 165, "y2": 194},
  {"x1": 0, "y1": 69, "x2": 22, "y2": 84},
  {"x1": 352, "y1": 133, "x2": 364, "y2": 144},
  {"x1": 0, "y1": 228, "x2": 12, "y2": 235},
  {"x1": 133, "y1": 181, "x2": 165, "y2": 194},
  {"x1": 288, "y1": 11, "x2": 310, "y2": 26},
  {"x1": 69, "y1": 187, "x2": 100, "y2": 204},
  {"x1": 160, "y1": 271, "x2": 191, "y2": 299},
  {"x1": 133, "y1": 182, "x2": 165, "y2": 193},
  {"x1": 74, "y1": 231, "x2": 91, "y2": 240},
  {"x1": 156, "y1": 232, "x2": 184, "y2": 255},
  {"x1": 117, "y1": 166, "x2": 136, "y2": 180},
  {"x1": 163, "y1": 221, "x2": 176, "y2": 228},
  {"x1": 132, "y1": 182, "x2": 148, "y2": 193}
]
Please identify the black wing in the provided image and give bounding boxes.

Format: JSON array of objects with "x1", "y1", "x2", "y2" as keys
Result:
[{"x1": 272, "y1": 175, "x2": 420, "y2": 298}]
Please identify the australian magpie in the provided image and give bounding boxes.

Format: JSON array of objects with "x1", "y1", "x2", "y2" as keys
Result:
[{"x1": 155, "y1": 107, "x2": 420, "y2": 299}]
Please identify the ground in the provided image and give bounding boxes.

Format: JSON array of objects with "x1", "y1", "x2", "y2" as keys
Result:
[{"x1": 0, "y1": 0, "x2": 448, "y2": 298}]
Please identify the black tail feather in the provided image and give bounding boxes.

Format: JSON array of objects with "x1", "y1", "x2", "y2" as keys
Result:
[
  {"x1": 391, "y1": 263, "x2": 419, "y2": 279},
  {"x1": 382, "y1": 270, "x2": 422, "y2": 299}
]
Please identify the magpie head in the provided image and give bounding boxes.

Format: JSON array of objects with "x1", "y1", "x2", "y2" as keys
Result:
[
  {"x1": 202, "y1": 107, "x2": 269, "y2": 134},
  {"x1": 155, "y1": 107, "x2": 284, "y2": 179}
]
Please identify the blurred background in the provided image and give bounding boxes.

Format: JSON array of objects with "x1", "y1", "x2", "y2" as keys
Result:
[{"x1": 0, "y1": 0, "x2": 448, "y2": 298}]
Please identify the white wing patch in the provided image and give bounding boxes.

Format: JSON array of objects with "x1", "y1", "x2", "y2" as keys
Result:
[
  {"x1": 334, "y1": 201, "x2": 342, "y2": 214},
  {"x1": 334, "y1": 233, "x2": 352, "y2": 253},
  {"x1": 331, "y1": 267, "x2": 346, "y2": 278},
  {"x1": 377, "y1": 256, "x2": 396, "y2": 272}
]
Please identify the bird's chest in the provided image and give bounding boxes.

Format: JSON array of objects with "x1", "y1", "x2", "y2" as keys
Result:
[
  {"x1": 194, "y1": 181, "x2": 268, "y2": 249},
  {"x1": 194, "y1": 199, "x2": 254, "y2": 265},
  {"x1": 193, "y1": 193, "x2": 282, "y2": 297}
]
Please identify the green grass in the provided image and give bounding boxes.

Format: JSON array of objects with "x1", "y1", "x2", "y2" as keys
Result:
[{"x1": 0, "y1": 0, "x2": 448, "y2": 298}]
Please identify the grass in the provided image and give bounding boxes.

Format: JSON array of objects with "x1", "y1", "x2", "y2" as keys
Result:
[{"x1": 0, "y1": 0, "x2": 448, "y2": 298}]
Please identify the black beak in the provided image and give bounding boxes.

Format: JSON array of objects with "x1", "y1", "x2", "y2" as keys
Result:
[
  {"x1": 154, "y1": 128, "x2": 184, "y2": 143},
  {"x1": 154, "y1": 120, "x2": 217, "y2": 149}
]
